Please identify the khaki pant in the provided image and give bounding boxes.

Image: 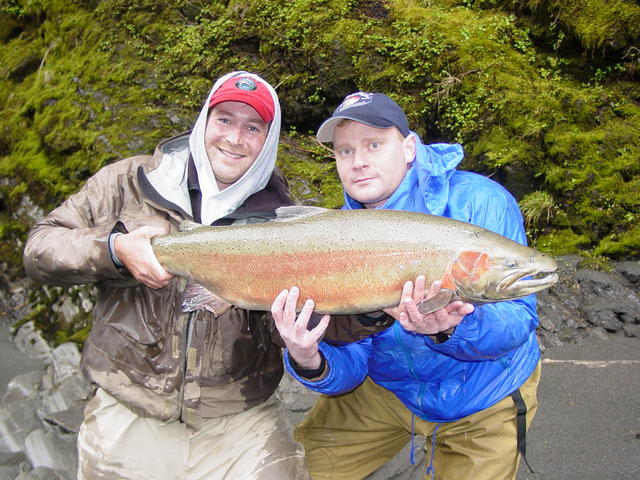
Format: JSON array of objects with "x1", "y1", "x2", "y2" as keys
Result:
[
  {"x1": 78, "y1": 388, "x2": 309, "y2": 480},
  {"x1": 296, "y1": 363, "x2": 541, "y2": 480}
]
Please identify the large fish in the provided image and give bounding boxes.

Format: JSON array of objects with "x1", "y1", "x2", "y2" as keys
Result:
[{"x1": 152, "y1": 206, "x2": 558, "y2": 315}]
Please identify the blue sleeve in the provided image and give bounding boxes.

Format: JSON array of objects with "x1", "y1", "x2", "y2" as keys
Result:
[
  {"x1": 429, "y1": 177, "x2": 539, "y2": 360},
  {"x1": 425, "y1": 295, "x2": 538, "y2": 360},
  {"x1": 284, "y1": 338, "x2": 372, "y2": 394}
]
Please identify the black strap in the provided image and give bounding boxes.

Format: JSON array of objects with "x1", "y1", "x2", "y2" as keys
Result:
[
  {"x1": 510, "y1": 388, "x2": 534, "y2": 473},
  {"x1": 187, "y1": 154, "x2": 203, "y2": 223},
  {"x1": 188, "y1": 187, "x2": 202, "y2": 223}
]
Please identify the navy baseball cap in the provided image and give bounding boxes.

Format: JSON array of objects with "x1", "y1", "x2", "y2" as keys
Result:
[{"x1": 316, "y1": 92, "x2": 410, "y2": 143}]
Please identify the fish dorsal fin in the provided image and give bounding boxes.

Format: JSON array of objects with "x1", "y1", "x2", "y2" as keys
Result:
[
  {"x1": 416, "y1": 288, "x2": 458, "y2": 315},
  {"x1": 273, "y1": 205, "x2": 329, "y2": 222},
  {"x1": 179, "y1": 220, "x2": 205, "y2": 232}
]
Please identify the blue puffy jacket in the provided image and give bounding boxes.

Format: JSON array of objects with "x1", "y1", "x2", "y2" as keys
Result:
[{"x1": 285, "y1": 138, "x2": 540, "y2": 422}]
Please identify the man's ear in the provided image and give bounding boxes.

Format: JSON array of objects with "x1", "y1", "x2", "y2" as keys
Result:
[{"x1": 402, "y1": 133, "x2": 417, "y2": 165}]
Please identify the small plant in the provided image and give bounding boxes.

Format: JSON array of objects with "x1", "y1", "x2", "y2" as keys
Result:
[
  {"x1": 578, "y1": 251, "x2": 613, "y2": 272},
  {"x1": 520, "y1": 191, "x2": 556, "y2": 229}
]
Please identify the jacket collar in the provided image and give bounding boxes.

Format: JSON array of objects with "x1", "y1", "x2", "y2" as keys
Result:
[{"x1": 342, "y1": 133, "x2": 464, "y2": 215}]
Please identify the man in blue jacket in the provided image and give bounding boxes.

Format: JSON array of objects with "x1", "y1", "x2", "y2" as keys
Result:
[{"x1": 271, "y1": 92, "x2": 541, "y2": 480}]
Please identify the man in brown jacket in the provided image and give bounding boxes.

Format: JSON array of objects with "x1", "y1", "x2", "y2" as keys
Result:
[{"x1": 23, "y1": 71, "x2": 309, "y2": 480}]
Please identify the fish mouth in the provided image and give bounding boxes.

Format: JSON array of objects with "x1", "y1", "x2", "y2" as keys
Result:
[{"x1": 497, "y1": 269, "x2": 559, "y2": 296}]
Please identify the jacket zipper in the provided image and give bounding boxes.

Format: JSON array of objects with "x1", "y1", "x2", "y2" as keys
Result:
[
  {"x1": 179, "y1": 310, "x2": 195, "y2": 422},
  {"x1": 392, "y1": 322, "x2": 425, "y2": 412},
  {"x1": 185, "y1": 311, "x2": 195, "y2": 352}
]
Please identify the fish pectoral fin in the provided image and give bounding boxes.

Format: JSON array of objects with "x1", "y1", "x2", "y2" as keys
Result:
[
  {"x1": 416, "y1": 289, "x2": 457, "y2": 315},
  {"x1": 273, "y1": 205, "x2": 329, "y2": 222},
  {"x1": 181, "y1": 281, "x2": 232, "y2": 316}
]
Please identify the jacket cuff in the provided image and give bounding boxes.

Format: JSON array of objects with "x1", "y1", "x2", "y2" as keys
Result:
[
  {"x1": 288, "y1": 352, "x2": 327, "y2": 380},
  {"x1": 284, "y1": 344, "x2": 335, "y2": 387},
  {"x1": 107, "y1": 222, "x2": 131, "y2": 276},
  {"x1": 108, "y1": 232, "x2": 124, "y2": 267}
]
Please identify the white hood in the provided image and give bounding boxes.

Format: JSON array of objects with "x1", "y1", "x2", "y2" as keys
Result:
[{"x1": 146, "y1": 71, "x2": 281, "y2": 225}]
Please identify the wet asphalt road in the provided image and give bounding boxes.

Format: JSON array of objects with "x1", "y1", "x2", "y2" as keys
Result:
[{"x1": 518, "y1": 335, "x2": 640, "y2": 480}]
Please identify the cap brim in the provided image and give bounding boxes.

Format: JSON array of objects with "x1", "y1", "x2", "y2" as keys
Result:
[
  {"x1": 316, "y1": 117, "x2": 347, "y2": 143},
  {"x1": 316, "y1": 115, "x2": 398, "y2": 143}
]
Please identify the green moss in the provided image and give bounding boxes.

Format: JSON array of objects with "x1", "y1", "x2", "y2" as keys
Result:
[
  {"x1": 2, "y1": 0, "x2": 640, "y2": 344},
  {"x1": 0, "y1": 219, "x2": 28, "y2": 278},
  {"x1": 527, "y1": 0, "x2": 640, "y2": 52},
  {"x1": 1, "y1": 0, "x2": 638, "y2": 246},
  {"x1": 55, "y1": 323, "x2": 91, "y2": 345},
  {"x1": 14, "y1": 283, "x2": 94, "y2": 346},
  {"x1": 278, "y1": 130, "x2": 343, "y2": 208},
  {"x1": 535, "y1": 229, "x2": 592, "y2": 256},
  {"x1": 594, "y1": 223, "x2": 640, "y2": 259}
]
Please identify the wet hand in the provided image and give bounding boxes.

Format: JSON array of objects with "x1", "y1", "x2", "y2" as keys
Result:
[
  {"x1": 386, "y1": 277, "x2": 475, "y2": 336},
  {"x1": 384, "y1": 275, "x2": 428, "y2": 322},
  {"x1": 114, "y1": 226, "x2": 173, "y2": 289},
  {"x1": 271, "y1": 287, "x2": 330, "y2": 369}
]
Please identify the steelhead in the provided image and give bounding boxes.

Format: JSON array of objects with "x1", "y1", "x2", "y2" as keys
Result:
[{"x1": 151, "y1": 206, "x2": 558, "y2": 314}]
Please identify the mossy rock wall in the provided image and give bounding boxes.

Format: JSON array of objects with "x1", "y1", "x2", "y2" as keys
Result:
[{"x1": 1, "y1": 0, "x2": 639, "y2": 341}]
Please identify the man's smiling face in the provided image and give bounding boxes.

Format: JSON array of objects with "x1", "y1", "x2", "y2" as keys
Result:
[{"x1": 204, "y1": 101, "x2": 269, "y2": 191}]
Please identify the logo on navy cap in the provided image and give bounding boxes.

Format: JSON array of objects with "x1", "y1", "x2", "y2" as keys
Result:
[{"x1": 336, "y1": 92, "x2": 372, "y2": 112}]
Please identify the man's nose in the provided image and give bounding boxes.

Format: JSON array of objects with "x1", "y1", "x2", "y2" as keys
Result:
[
  {"x1": 225, "y1": 125, "x2": 243, "y2": 144},
  {"x1": 352, "y1": 150, "x2": 367, "y2": 169}
]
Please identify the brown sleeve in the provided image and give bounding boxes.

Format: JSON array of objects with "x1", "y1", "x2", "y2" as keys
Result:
[{"x1": 322, "y1": 313, "x2": 394, "y2": 345}]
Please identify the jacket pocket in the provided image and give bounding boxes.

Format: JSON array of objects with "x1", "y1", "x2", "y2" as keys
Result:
[
  {"x1": 218, "y1": 308, "x2": 262, "y2": 378},
  {"x1": 102, "y1": 283, "x2": 175, "y2": 351}
]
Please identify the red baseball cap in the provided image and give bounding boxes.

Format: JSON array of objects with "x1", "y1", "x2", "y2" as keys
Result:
[{"x1": 208, "y1": 76, "x2": 275, "y2": 122}]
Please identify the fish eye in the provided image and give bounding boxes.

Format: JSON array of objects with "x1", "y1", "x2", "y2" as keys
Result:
[{"x1": 505, "y1": 258, "x2": 517, "y2": 269}]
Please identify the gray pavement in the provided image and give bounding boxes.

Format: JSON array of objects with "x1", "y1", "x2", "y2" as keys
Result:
[{"x1": 518, "y1": 335, "x2": 640, "y2": 480}]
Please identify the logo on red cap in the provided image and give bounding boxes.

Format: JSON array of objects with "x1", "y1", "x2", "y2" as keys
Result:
[
  {"x1": 209, "y1": 76, "x2": 275, "y2": 122},
  {"x1": 235, "y1": 78, "x2": 257, "y2": 91}
]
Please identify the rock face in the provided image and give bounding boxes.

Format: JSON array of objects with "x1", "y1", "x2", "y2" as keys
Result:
[
  {"x1": 535, "y1": 257, "x2": 640, "y2": 350},
  {"x1": 0, "y1": 325, "x2": 92, "y2": 480},
  {"x1": 0, "y1": 257, "x2": 638, "y2": 480}
]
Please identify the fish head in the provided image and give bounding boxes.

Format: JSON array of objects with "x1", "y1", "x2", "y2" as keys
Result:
[{"x1": 448, "y1": 247, "x2": 559, "y2": 303}]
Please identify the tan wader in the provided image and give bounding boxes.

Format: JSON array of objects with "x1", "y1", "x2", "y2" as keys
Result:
[
  {"x1": 78, "y1": 388, "x2": 310, "y2": 480},
  {"x1": 296, "y1": 363, "x2": 541, "y2": 480}
]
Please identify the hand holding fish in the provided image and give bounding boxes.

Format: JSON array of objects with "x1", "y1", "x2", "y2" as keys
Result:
[
  {"x1": 385, "y1": 277, "x2": 475, "y2": 336},
  {"x1": 271, "y1": 287, "x2": 330, "y2": 370},
  {"x1": 114, "y1": 226, "x2": 174, "y2": 289}
]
